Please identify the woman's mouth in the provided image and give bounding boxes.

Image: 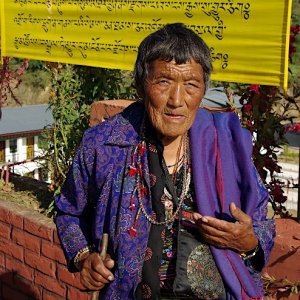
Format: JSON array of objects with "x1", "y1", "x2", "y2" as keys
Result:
[{"x1": 164, "y1": 112, "x2": 186, "y2": 121}]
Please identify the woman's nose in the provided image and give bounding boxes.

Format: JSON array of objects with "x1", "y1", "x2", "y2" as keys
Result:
[{"x1": 168, "y1": 84, "x2": 184, "y2": 107}]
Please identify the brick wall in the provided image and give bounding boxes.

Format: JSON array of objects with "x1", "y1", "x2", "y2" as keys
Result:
[
  {"x1": 89, "y1": 99, "x2": 133, "y2": 127},
  {"x1": 0, "y1": 199, "x2": 91, "y2": 300}
]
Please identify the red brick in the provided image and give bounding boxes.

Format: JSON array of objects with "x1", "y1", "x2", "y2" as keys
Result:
[
  {"x1": 90, "y1": 100, "x2": 131, "y2": 126},
  {"x1": 35, "y1": 271, "x2": 66, "y2": 297},
  {"x1": 24, "y1": 217, "x2": 53, "y2": 241},
  {"x1": 6, "y1": 257, "x2": 34, "y2": 281},
  {"x1": 67, "y1": 287, "x2": 92, "y2": 300},
  {"x1": 43, "y1": 290, "x2": 65, "y2": 300},
  {"x1": 14, "y1": 274, "x2": 42, "y2": 299},
  {"x1": 0, "y1": 253, "x2": 4, "y2": 268},
  {"x1": 0, "y1": 206, "x2": 23, "y2": 229},
  {"x1": 53, "y1": 229, "x2": 61, "y2": 245},
  {"x1": 2, "y1": 285, "x2": 28, "y2": 300},
  {"x1": 12, "y1": 227, "x2": 41, "y2": 253},
  {"x1": 41, "y1": 240, "x2": 66, "y2": 264},
  {"x1": 25, "y1": 250, "x2": 56, "y2": 277},
  {"x1": 0, "y1": 237, "x2": 24, "y2": 261},
  {"x1": 57, "y1": 264, "x2": 83, "y2": 288},
  {"x1": 0, "y1": 222, "x2": 11, "y2": 240}
]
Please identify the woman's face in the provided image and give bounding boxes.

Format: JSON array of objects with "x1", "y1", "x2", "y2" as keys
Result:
[{"x1": 143, "y1": 59, "x2": 206, "y2": 141}]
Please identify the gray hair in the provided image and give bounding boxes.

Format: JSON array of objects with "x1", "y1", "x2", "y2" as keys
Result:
[{"x1": 133, "y1": 23, "x2": 212, "y2": 96}]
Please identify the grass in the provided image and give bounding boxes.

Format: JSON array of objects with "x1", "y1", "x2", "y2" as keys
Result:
[
  {"x1": 279, "y1": 145, "x2": 299, "y2": 163},
  {"x1": 0, "y1": 176, "x2": 54, "y2": 218}
]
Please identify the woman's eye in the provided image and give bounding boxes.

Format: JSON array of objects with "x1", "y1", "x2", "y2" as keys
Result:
[
  {"x1": 186, "y1": 82, "x2": 199, "y2": 88},
  {"x1": 157, "y1": 79, "x2": 169, "y2": 86},
  {"x1": 159, "y1": 79, "x2": 168, "y2": 83}
]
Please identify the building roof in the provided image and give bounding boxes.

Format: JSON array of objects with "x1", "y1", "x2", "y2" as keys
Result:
[
  {"x1": 202, "y1": 87, "x2": 242, "y2": 108},
  {"x1": 0, "y1": 104, "x2": 53, "y2": 137}
]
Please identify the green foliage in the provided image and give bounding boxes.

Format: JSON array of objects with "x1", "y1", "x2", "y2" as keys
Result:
[
  {"x1": 44, "y1": 64, "x2": 89, "y2": 193},
  {"x1": 26, "y1": 60, "x2": 45, "y2": 72},
  {"x1": 290, "y1": 1, "x2": 300, "y2": 86},
  {"x1": 21, "y1": 60, "x2": 51, "y2": 90},
  {"x1": 75, "y1": 66, "x2": 136, "y2": 100},
  {"x1": 42, "y1": 63, "x2": 136, "y2": 199},
  {"x1": 263, "y1": 273, "x2": 300, "y2": 299},
  {"x1": 22, "y1": 69, "x2": 51, "y2": 90},
  {"x1": 10, "y1": 59, "x2": 44, "y2": 71}
]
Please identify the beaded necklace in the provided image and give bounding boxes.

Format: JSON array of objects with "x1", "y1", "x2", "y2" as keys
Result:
[
  {"x1": 132, "y1": 136, "x2": 190, "y2": 227},
  {"x1": 127, "y1": 116, "x2": 191, "y2": 236},
  {"x1": 169, "y1": 134, "x2": 184, "y2": 182}
]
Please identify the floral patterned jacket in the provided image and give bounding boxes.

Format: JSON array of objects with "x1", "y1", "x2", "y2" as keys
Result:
[{"x1": 55, "y1": 102, "x2": 275, "y2": 300}]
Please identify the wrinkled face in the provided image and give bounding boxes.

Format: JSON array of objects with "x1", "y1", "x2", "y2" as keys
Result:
[{"x1": 143, "y1": 59, "x2": 206, "y2": 140}]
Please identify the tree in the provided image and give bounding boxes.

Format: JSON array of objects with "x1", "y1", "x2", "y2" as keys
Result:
[{"x1": 0, "y1": 57, "x2": 28, "y2": 117}]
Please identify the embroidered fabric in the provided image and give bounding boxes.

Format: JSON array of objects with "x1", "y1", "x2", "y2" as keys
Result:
[
  {"x1": 174, "y1": 227, "x2": 226, "y2": 299},
  {"x1": 137, "y1": 121, "x2": 226, "y2": 299}
]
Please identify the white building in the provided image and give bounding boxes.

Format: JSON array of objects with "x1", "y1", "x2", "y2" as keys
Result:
[{"x1": 0, "y1": 105, "x2": 53, "y2": 181}]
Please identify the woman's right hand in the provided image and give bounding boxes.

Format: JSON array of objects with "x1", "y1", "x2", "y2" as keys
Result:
[{"x1": 79, "y1": 252, "x2": 115, "y2": 291}]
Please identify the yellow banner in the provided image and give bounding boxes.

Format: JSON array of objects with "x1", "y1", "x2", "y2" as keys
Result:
[{"x1": 1, "y1": 0, "x2": 293, "y2": 88}]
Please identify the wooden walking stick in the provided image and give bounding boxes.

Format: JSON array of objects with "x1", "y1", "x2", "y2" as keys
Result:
[{"x1": 91, "y1": 233, "x2": 109, "y2": 300}]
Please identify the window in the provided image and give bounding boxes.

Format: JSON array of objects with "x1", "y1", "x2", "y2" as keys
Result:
[
  {"x1": 26, "y1": 137, "x2": 34, "y2": 159},
  {"x1": 9, "y1": 139, "x2": 18, "y2": 162},
  {"x1": 0, "y1": 141, "x2": 5, "y2": 162},
  {"x1": 10, "y1": 139, "x2": 17, "y2": 153}
]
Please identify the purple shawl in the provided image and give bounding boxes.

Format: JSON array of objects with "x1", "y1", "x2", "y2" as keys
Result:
[{"x1": 190, "y1": 109, "x2": 263, "y2": 299}]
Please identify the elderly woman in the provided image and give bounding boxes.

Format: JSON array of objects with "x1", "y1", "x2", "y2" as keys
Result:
[{"x1": 55, "y1": 23, "x2": 275, "y2": 299}]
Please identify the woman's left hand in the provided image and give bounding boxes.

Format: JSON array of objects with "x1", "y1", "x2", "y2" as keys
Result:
[{"x1": 193, "y1": 202, "x2": 258, "y2": 253}]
